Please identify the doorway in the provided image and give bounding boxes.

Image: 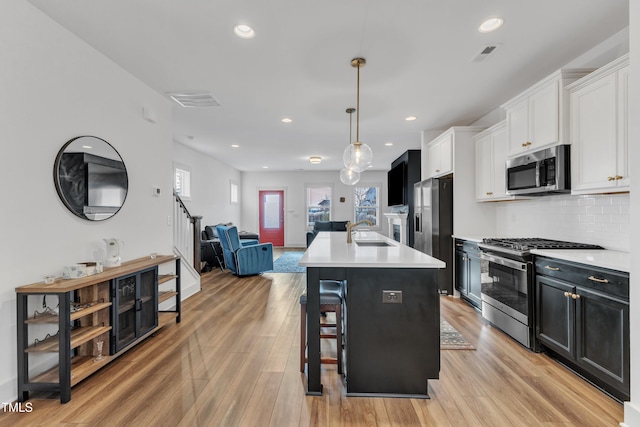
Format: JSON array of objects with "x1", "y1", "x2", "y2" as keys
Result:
[{"x1": 259, "y1": 190, "x2": 284, "y2": 246}]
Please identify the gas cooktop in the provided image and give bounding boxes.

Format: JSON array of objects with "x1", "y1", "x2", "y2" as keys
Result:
[{"x1": 479, "y1": 237, "x2": 604, "y2": 254}]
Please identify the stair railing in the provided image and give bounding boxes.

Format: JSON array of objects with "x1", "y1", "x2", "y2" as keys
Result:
[{"x1": 173, "y1": 191, "x2": 202, "y2": 273}]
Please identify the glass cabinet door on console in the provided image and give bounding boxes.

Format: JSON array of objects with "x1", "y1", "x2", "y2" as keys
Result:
[{"x1": 112, "y1": 267, "x2": 158, "y2": 353}]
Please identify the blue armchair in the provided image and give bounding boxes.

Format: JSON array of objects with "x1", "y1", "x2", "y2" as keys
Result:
[{"x1": 216, "y1": 225, "x2": 273, "y2": 276}]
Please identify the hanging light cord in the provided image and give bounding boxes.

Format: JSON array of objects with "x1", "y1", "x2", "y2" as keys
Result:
[
  {"x1": 356, "y1": 62, "x2": 360, "y2": 144},
  {"x1": 349, "y1": 109, "x2": 353, "y2": 144}
]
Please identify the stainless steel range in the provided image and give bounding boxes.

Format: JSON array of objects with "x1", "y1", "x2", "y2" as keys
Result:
[{"x1": 477, "y1": 238, "x2": 603, "y2": 349}]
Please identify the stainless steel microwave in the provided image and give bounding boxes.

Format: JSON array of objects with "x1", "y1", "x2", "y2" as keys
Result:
[{"x1": 505, "y1": 145, "x2": 570, "y2": 196}]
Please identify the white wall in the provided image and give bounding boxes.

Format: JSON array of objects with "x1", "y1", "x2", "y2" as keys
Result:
[
  {"x1": 496, "y1": 193, "x2": 630, "y2": 251},
  {"x1": 172, "y1": 141, "x2": 242, "y2": 229},
  {"x1": 0, "y1": 0, "x2": 175, "y2": 402},
  {"x1": 241, "y1": 170, "x2": 389, "y2": 247}
]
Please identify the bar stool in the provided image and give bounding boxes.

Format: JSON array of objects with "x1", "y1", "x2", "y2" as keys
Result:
[{"x1": 300, "y1": 280, "x2": 344, "y2": 374}]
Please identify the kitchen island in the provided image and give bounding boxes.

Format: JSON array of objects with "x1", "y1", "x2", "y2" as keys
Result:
[{"x1": 298, "y1": 231, "x2": 445, "y2": 397}]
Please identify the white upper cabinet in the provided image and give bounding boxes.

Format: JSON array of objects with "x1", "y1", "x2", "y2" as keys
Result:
[
  {"x1": 474, "y1": 121, "x2": 512, "y2": 201},
  {"x1": 426, "y1": 131, "x2": 453, "y2": 178},
  {"x1": 568, "y1": 55, "x2": 629, "y2": 194},
  {"x1": 502, "y1": 69, "x2": 592, "y2": 157}
]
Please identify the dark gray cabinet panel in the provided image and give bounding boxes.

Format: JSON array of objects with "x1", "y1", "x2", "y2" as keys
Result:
[
  {"x1": 455, "y1": 247, "x2": 468, "y2": 296},
  {"x1": 535, "y1": 256, "x2": 629, "y2": 402},
  {"x1": 454, "y1": 239, "x2": 481, "y2": 309},
  {"x1": 344, "y1": 268, "x2": 439, "y2": 397},
  {"x1": 467, "y1": 249, "x2": 482, "y2": 307},
  {"x1": 576, "y1": 286, "x2": 629, "y2": 394},
  {"x1": 536, "y1": 275, "x2": 574, "y2": 358}
]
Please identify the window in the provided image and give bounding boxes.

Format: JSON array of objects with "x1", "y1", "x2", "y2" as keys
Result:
[
  {"x1": 354, "y1": 185, "x2": 380, "y2": 226},
  {"x1": 174, "y1": 163, "x2": 192, "y2": 200},
  {"x1": 230, "y1": 180, "x2": 239, "y2": 204},
  {"x1": 306, "y1": 186, "x2": 332, "y2": 227}
]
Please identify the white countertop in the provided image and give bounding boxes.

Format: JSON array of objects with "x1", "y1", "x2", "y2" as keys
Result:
[
  {"x1": 531, "y1": 249, "x2": 630, "y2": 273},
  {"x1": 299, "y1": 231, "x2": 446, "y2": 269}
]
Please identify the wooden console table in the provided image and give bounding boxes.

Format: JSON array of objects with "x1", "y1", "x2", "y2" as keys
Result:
[{"x1": 16, "y1": 255, "x2": 181, "y2": 403}]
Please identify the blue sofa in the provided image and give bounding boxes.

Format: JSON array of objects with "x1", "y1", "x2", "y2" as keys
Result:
[
  {"x1": 217, "y1": 225, "x2": 273, "y2": 276},
  {"x1": 306, "y1": 220, "x2": 349, "y2": 247}
]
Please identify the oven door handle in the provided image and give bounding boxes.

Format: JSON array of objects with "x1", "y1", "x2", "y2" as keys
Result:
[{"x1": 480, "y1": 253, "x2": 527, "y2": 271}]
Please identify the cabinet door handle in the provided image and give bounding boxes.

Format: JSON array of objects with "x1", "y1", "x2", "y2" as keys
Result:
[
  {"x1": 608, "y1": 176, "x2": 616, "y2": 181},
  {"x1": 486, "y1": 192, "x2": 493, "y2": 195},
  {"x1": 588, "y1": 276, "x2": 609, "y2": 284},
  {"x1": 545, "y1": 265, "x2": 560, "y2": 271},
  {"x1": 564, "y1": 291, "x2": 571, "y2": 298},
  {"x1": 572, "y1": 293, "x2": 580, "y2": 300},
  {"x1": 435, "y1": 169, "x2": 440, "y2": 173},
  {"x1": 521, "y1": 143, "x2": 527, "y2": 148},
  {"x1": 615, "y1": 175, "x2": 623, "y2": 180},
  {"x1": 456, "y1": 243, "x2": 463, "y2": 247}
]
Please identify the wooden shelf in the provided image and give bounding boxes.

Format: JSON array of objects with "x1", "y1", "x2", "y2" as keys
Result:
[
  {"x1": 159, "y1": 291, "x2": 177, "y2": 303},
  {"x1": 16, "y1": 255, "x2": 179, "y2": 294},
  {"x1": 25, "y1": 326, "x2": 112, "y2": 353},
  {"x1": 16, "y1": 255, "x2": 181, "y2": 403},
  {"x1": 25, "y1": 302, "x2": 112, "y2": 324},
  {"x1": 158, "y1": 274, "x2": 178, "y2": 285},
  {"x1": 30, "y1": 355, "x2": 114, "y2": 386}
]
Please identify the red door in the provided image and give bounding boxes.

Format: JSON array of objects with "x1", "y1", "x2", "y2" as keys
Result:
[{"x1": 259, "y1": 190, "x2": 284, "y2": 246}]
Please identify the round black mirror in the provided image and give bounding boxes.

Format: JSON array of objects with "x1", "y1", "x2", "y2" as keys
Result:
[{"x1": 54, "y1": 136, "x2": 128, "y2": 221}]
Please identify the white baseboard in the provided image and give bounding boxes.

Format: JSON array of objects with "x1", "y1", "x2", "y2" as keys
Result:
[{"x1": 622, "y1": 401, "x2": 640, "y2": 427}]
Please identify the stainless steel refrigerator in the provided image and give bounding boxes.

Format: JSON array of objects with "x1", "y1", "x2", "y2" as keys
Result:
[{"x1": 413, "y1": 176, "x2": 453, "y2": 294}]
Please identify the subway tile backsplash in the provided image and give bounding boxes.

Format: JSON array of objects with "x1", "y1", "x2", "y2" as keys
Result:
[{"x1": 495, "y1": 193, "x2": 630, "y2": 252}]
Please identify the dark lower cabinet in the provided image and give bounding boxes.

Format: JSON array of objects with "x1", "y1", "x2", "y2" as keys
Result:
[
  {"x1": 535, "y1": 256, "x2": 629, "y2": 402},
  {"x1": 112, "y1": 266, "x2": 158, "y2": 353},
  {"x1": 536, "y1": 275, "x2": 574, "y2": 358},
  {"x1": 455, "y1": 246, "x2": 468, "y2": 296},
  {"x1": 454, "y1": 239, "x2": 481, "y2": 309}
]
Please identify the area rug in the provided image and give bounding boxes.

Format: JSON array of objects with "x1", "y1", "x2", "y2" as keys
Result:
[
  {"x1": 267, "y1": 251, "x2": 306, "y2": 273},
  {"x1": 440, "y1": 318, "x2": 475, "y2": 350}
]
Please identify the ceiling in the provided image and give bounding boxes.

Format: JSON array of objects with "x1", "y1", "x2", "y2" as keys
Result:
[{"x1": 27, "y1": 0, "x2": 628, "y2": 172}]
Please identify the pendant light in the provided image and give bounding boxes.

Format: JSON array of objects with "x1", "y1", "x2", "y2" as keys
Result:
[
  {"x1": 340, "y1": 108, "x2": 360, "y2": 185},
  {"x1": 342, "y1": 58, "x2": 373, "y2": 172}
]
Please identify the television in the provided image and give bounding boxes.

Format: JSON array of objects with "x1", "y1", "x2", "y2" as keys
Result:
[
  {"x1": 87, "y1": 162, "x2": 128, "y2": 208},
  {"x1": 58, "y1": 152, "x2": 128, "y2": 219},
  {"x1": 387, "y1": 162, "x2": 406, "y2": 206}
]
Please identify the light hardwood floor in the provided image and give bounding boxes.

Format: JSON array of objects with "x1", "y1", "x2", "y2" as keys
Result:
[{"x1": 1, "y1": 249, "x2": 623, "y2": 426}]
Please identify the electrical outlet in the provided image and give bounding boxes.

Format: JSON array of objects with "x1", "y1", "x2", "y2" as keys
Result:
[{"x1": 382, "y1": 290, "x2": 402, "y2": 304}]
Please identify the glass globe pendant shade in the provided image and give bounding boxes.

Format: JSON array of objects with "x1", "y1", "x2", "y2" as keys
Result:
[
  {"x1": 342, "y1": 141, "x2": 373, "y2": 172},
  {"x1": 340, "y1": 167, "x2": 361, "y2": 185}
]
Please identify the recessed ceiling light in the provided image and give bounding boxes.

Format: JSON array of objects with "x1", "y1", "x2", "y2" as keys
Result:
[
  {"x1": 233, "y1": 24, "x2": 255, "y2": 39},
  {"x1": 385, "y1": 142, "x2": 393, "y2": 146},
  {"x1": 405, "y1": 116, "x2": 417, "y2": 121},
  {"x1": 281, "y1": 118, "x2": 292, "y2": 123},
  {"x1": 82, "y1": 145, "x2": 92, "y2": 149},
  {"x1": 479, "y1": 18, "x2": 504, "y2": 33},
  {"x1": 309, "y1": 156, "x2": 321, "y2": 164},
  {"x1": 262, "y1": 166, "x2": 269, "y2": 169},
  {"x1": 231, "y1": 144, "x2": 240, "y2": 148}
]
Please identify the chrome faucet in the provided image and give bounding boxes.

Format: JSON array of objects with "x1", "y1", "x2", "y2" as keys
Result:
[{"x1": 346, "y1": 219, "x2": 373, "y2": 243}]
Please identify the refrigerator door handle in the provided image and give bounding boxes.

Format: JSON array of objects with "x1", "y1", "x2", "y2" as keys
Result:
[{"x1": 415, "y1": 213, "x2": 420, "y2": 232}]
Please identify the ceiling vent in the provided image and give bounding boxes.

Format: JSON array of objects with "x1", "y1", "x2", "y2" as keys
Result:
[
  {"x1": 471, "y1": 44, "x2": 501, "y2": 62},
  {"x1": 167, "y1": 92, "x2": 221, "y2": 107}
]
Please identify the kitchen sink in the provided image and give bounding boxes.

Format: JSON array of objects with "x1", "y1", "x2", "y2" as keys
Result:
[{"x1": 355, "y1": 241, "x2": 393, "y2": 247}]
